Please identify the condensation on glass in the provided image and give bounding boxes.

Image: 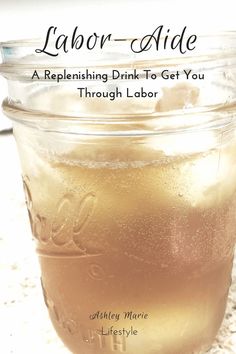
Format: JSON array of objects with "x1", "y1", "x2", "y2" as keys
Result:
[{"x1": 1, "y1": 33, "x2": 236, "y2": 354}]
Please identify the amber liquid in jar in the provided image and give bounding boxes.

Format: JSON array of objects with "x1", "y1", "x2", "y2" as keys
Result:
[
  {"x1": 20, "y1": 131, "x2": 236, "y2": 354},
  {"x1": 1, "y1": 32, "x2": 236, "y2": 354}
]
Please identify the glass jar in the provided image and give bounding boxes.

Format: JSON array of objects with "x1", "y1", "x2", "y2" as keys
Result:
[{"x1": 1, "y1": 33, "x2": 236, "y2": 354}]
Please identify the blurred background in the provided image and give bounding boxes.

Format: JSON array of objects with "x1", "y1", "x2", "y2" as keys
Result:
[{"x1": 0, "y1": 2, "x2": 236, "y2": 353}]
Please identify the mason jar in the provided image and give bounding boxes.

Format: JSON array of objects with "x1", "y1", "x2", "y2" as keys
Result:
[{"x1": 1, "y1": 33, "x2": 236, "y2": 354}]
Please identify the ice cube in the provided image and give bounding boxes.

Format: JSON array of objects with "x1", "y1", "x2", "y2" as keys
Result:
[
  {"x1": 155, "y1": 83, "x2": 200, "y2": 112},
  {"x1": 147, "y1": 130, "x2": 216, "y2": 156},
  {"x1": 112, "y1": 301, "x2": 215, "y2": 354},
  {"x1": 182, "y1": 143, "x2": 236, "y2": 208}
]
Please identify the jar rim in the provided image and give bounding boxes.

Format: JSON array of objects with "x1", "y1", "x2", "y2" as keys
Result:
[
  {"x1": 1, "y1": 31, "x2": 236, "y2": 135},
  {"x1": 0, "y1": 31, "x2": 236, "y2": 47},
  {"x1": 1, "y1": 31, "x2": 236, "y2": 75}
]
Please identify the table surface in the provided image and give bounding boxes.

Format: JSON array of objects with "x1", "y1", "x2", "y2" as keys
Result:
[{"x1": 0, "y1": 133, "x2": 236, "y2": 354}]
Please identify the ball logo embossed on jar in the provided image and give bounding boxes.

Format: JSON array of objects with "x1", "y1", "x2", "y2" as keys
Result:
[
  {"x1": 51, "y1": 192, "x2": 97, "y2": 249},
  {"x1": 73, "y1": 192, "x2": 97, "y2": 248},
  {"x1": 22, "y1": 176, "x2": 32, "y2": 209},
  {"x1": 22, "y1": 176, "x2": 97, "y2": 249},
  {"x1": 34, "y1": 213, "x2": 50, "y2": 243},
  {"x1": 51, "y1": 194, "x2": 73, "y2": 246},
  {"x1": 22, "y1": 176, "x2": 35, "y2": 236},
  {"x1": 23, "y1": 176, "x2": 51, "y2": 243}
]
